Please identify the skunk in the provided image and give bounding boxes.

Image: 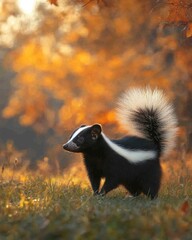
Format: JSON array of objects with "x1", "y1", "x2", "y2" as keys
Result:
[{"x1": 63, "y1": 88, "x2": 177, "y2": 199}]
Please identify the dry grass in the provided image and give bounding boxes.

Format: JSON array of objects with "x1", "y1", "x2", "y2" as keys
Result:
[{"x1": 0, "y1": 149, "x2": 192, "y2": 239}]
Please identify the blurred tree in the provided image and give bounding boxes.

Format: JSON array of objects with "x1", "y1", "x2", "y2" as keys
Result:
[{"x1": 0, "y1": 0, "x2": 192, "y2": 163}]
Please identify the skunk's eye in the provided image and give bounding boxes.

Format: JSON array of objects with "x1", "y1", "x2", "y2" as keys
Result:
[{"x1": 77, "y1": 136, "x2": 84, "y2": 144}]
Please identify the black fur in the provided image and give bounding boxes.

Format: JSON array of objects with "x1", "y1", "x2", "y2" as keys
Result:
[
  {"x1": 63, "y1": 124, "x2": 162, "y2": 199},
  {"x1": 131, "y1": 108, "x2": 165, "y2": 153},
  {"x1": 63, "y1": 88, "x2": 177, "y2": 199}
]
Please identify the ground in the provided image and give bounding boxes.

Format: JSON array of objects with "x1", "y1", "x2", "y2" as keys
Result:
[{"x1": 0, "y1": 170, "x2": 192, "y2": 240}]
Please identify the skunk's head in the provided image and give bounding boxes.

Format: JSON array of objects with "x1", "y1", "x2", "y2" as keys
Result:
[{"x1": 63, "y1": 124, "x2": 102, "y2": 153}]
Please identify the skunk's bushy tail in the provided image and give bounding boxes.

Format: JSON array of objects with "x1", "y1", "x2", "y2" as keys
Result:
[{"x1": 117, "y1": 87, "x2": 178, "y2": 156}]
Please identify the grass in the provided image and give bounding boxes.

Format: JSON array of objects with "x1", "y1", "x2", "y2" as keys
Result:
[
  {"x1": 0, "y1": 174, "x2": 192, "y2": 240},
  {"x1": 0, "y1": 149, "x2": 192, "y2": 240}
]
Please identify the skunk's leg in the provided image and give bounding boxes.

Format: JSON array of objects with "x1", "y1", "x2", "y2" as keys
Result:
[
  {"x1": 124, "y1": 183, "x2": 141, "y2": 197},
  {"x1": 99, "y1": 178, "x2": 118, "y2": 196},
  {"x1": 141, "y1": 182, "x2": 159, "y2": 200},
  {"x1": 87, "y1": 172, "x2": 101, "y2": 195}
]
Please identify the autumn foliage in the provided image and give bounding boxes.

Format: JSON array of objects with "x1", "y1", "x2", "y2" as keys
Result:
[
  {"x1": 1, "y1": 3, "x2": 192, "y2": 238},
  {"x1": 0, "y1": 0, "x2": 192, "y2": 167}
]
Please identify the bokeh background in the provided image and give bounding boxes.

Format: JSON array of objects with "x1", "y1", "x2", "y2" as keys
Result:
[{"x1": 0, "y1": 0, "x2": 192, "y2": 177}]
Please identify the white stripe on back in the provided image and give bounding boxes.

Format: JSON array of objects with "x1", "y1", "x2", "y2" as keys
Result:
[{"x1": 101, "y1": 133, "x2": 156, "y2": 163}]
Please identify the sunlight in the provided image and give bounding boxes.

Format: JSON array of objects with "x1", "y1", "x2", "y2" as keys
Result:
[{"x1": 17, "y1": 0, "x2": 37, "y2": 15}]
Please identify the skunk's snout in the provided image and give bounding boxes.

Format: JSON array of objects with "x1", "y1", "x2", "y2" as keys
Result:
[
  {"x1": 63, "y1": 143, "x2": 68, "y2": 150},
  {"x1": 63, "y1": 141, "x2": 79, "y2": 152}
]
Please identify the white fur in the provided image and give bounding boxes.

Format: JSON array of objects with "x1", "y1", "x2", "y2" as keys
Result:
[
  {"x1": 101, "y1": 133, "x2": 156, "y2": 163},
  {"x1": 116, "y1": 87, "x2": 178, "y2": 156},
  {"x1": 67, "y1": 126, "x2": 90, "y2": 144}
]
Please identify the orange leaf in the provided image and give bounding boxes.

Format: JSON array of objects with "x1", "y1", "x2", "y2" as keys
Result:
[
  {"x1": 180, "y1": 200, "x2": 190, "y2": 215},
  {"x1": 166, "y1": 0, "x2": 189, "y2": 23},
  {"x1": 186, "y1": 23, "x2": 192, "y2": 38},
  {"x1": 48, "y1": 0, "x2": 58, "y2": 6}
]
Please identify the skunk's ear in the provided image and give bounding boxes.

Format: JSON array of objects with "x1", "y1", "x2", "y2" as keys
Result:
[{"x1": 91, "y1": 124, "x2": 102, "y2": 140}]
